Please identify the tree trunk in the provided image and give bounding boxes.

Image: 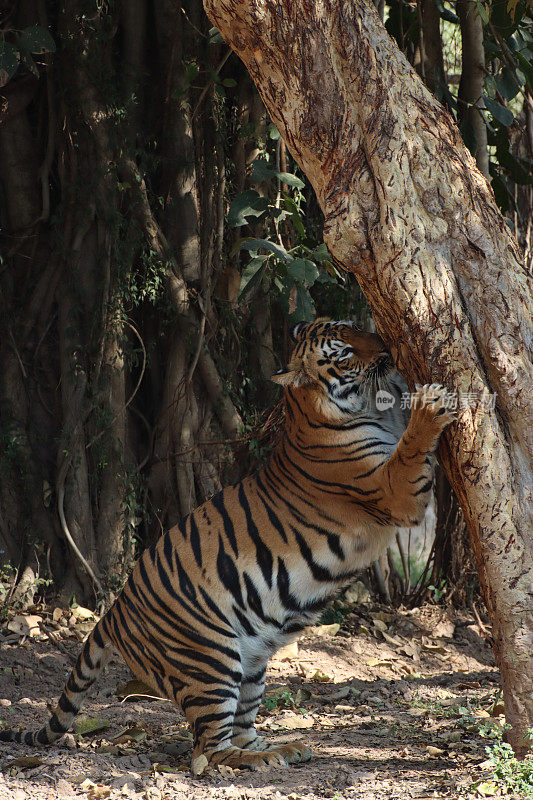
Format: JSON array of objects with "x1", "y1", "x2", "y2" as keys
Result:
[
  {"x1": 420, "y1": 0, "x2": 446, "y2": 98},
  {"x1": 457, "y1": 0, "x2": 489, "y2": 178},
  {"x1": 204, "y1": 0, "x2": 533, "y2": 752}
]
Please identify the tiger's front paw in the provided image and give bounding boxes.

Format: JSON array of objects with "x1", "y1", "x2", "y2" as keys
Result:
[{"x1": 412, "y1": 383, "x2": 457, "y2": 430}]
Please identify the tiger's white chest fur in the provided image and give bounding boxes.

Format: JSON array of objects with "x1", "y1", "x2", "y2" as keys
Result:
[{"x1": 234, "y1": 517, "x2": 397, "y2": 675}]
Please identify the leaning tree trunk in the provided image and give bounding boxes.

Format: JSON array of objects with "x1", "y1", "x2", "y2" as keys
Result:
[{"x1": 203, "y1": 0, "x2": 533, "y2": 752}]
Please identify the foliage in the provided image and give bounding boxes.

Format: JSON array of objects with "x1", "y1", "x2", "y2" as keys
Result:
[
  {"x1": 475, "y1": 725, "x2": 533, "y2": 796},
  {"x1": 319, "y1": 603, "x2": 351, "y2": 627},
  {"x1": 481, "y1": 2, "x2": 533, "y2": 215},
  {"x1": 386, "y1": 0, "x2": 532, "y2": 223},
  {"x1": 428, "y1": 579, "x2": 447, "y2": 603},
  {"x1": 0, "y1": 0, "x2": 530, "y2": 607},
  {"x1": 228, "y1": 151, "x2": 345, "y2": 324},
  {"x1": 0, "y1": 25, "x2": 55, "y2": 86},
  {"x1": 263, "y1": 689, "x2": 296, "y2": 711}
]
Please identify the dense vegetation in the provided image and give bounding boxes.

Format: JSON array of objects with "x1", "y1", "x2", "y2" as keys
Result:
[{"x1": 0, "y1": 0, "x2": 531, "y2": 606}]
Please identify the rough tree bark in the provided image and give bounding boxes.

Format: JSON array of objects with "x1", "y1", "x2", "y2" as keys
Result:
[{"x1": 203, "y1": 0, "x2": 533, "y2": 752}]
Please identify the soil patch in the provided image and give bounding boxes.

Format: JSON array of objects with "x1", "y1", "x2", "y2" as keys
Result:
[{"x1": 0, "y1": 603, "x2": 506, "y2": 799}]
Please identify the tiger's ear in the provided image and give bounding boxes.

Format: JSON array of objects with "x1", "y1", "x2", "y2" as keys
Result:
[
  {"x1": 290, "y1": 321, "x2": 307, "y2": 340},
  {"x1": 271, "y1": 367, "x2": 314, "y2": 387},
  {"x1": 271, "y1": 367, "x2": 295, "y2": 386}
]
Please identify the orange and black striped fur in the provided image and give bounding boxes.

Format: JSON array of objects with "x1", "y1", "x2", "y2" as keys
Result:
[{"x1": 0, "y1": 320, "x2": 455, "y2": 771}]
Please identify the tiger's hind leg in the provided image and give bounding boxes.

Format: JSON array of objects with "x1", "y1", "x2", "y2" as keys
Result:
[
  {"x1": 184, "y1": 664, "x2": 311, "y2": 773},
  {"x1": 231, "y1": 664, "x2": 312, "y2": 766},
  {"x1": 231, "y1": 666, "x2": 268, "y2": 750}
]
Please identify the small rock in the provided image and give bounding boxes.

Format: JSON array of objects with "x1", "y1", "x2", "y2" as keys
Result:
[
  {"x1": 8, "y1": 615, "x2": 42, "y2": 638},
  {"x1": 344, "y1": 580, "x2": 371, "y2": 605},
  {"x1": 191, "y1": 754, "x2": 208, "y2": 776},
  {"x1": 17, "y1": 697, "x2": 34, "y2": 706},
  {"x1": 365, "y1": 695, "x2": 383, "y2": 706},
  {"x1": 0, "y1": 698, "x2": 11, "y2": 706},
  {"x1": 334, "y1": 704, "x2": 354, "y2": 713},
  {"x1": 273, "y1": 641, "x2": 299, "y2": 661},
  {"x1": 111, "y1": 776, "x2": 136, "y2": 791},
  {"x1": 426, "y1": 745, "x2": 445, "y2": 756},
  {"x1": 276, "y1": 712, "x2": 314, "y2": 729},
  {"x1": 408, "y1": 707, "x2": 428, "y2": 717},
  {"x1": 441, "y1": 730, "x2": 462, "y2": 743},
  {"x1": 144, "y1": 790, "x2": 162, "y2": 800},
  {"x1": 313, "y1": 623, "x2": 340, "y2": 637},
  {"x1": 56, "y1": 779, "x2": 76, "y2": 797},
  {"x1": 70, "y1": 605, "x2": 96, "y2": 621},
  {"x1": 327, "y1": 687, "x2": 351, "y2": 703},
  {"x1": 433, "y1": 619, "x2": 455, "y2": 638}
]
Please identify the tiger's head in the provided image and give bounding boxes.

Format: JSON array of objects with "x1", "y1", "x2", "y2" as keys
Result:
[{"x1": 271, "y1": 319, "x2": 394, "y2": 417}]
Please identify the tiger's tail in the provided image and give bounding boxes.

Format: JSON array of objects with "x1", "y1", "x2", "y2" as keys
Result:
[{"x1": 0, "y1": 618, "x2": 112, "y2": 746}]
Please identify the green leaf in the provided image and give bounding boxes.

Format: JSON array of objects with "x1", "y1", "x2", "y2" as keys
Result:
[
  {"x1": 484, "y1": 75, "x2": 497, "y2": 99},
  {"x1": 496, "y1": 66, "x2": 521, "y2": 100},
  {"x1": 0, "y1": 41, "x2": 19, "y2": 86},
  {"x1": 227, "y1": 190, "x2": 269, "y2": 227},
  {"x1": 18, "y1": 25, "x2": 56, "y2": 54},
  {"x1": 459, "y1": 118, "x2": 478, "y2": 157},
  {"x1": 185, "y1": 62, "x2": 199, "y2": 83},
  {"x1": 433, "y1": 0, "x2": 459, "y2": 22},
  {"x1": 292, "y1": 214, "x2": 306, "y2": 238},
  {"x1": 287, "y1": 258, "x2": 319, "y2": 287},
  {"x1": 483, "y1": 95, "x2": 514, "y2": 126},
  {"x1": 514, "y1": 52, "x2": 533, "y2": 93},
  {"x1": 73, "y1": 717, "x2": 111, "y2": 737},
  {"x1": 267, "y1": 123, "x2": 280, "y2": 140},
  {"x1": 277, "y1": 172, "x2": 305, "y2": 189},
  {"x1": 222, "y1": 78, "x2": 237, "y2": 88},
  {"x1": 315, "y1": 270, "x2": 337, "y2": 284},
  {"x1": 478, "y1": 5, "x2": 490, "y2": 24},
  {"x1": 283, "y1": 197, "x2": 306, "y2": 237},
  {"x1": 497, "y1": 149, "x2": 533, "y2": 185},
  {"x1": 310, "y1": 243, "x2": 331, "y2": 263},
  {"x1": 489, "y1": 169, "x2": 512, "y2": 213},
  {"x1": 271, "y1": 207, "x2": 291, "y2": 223},
  {"x1": 489, "y1": 0, "x2": 526, "y2": 36},
  {"x1": 289, "y1": 286, "x2": 316, "y2": 323},
  {"x1": 19, "y1": 49, "x2": 39, "y2": 77},
  {"x1": 238, "y1": 258, "x2": 268, "y2": 300},
  {"x1": 251, "y1": 158, "x2": 276, "y2": 182},
  {"x1": 475, "y1": 0, "x2": 489, "y2": 24},
  {"x1": 240, "y1": 238, "x2": 293, "y2": 262},
  {"x1": 208, "y1": 27, "x2": 224, "y2": 44}
]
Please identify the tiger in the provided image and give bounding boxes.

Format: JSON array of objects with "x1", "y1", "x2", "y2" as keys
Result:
[{"x1": 0, "y1": 319, "x2": 455, "y2": 773}]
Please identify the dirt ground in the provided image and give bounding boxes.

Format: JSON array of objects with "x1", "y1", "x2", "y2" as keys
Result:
[{"x1": 0, "y1": 600, "x2": 513, "y2": 800}]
